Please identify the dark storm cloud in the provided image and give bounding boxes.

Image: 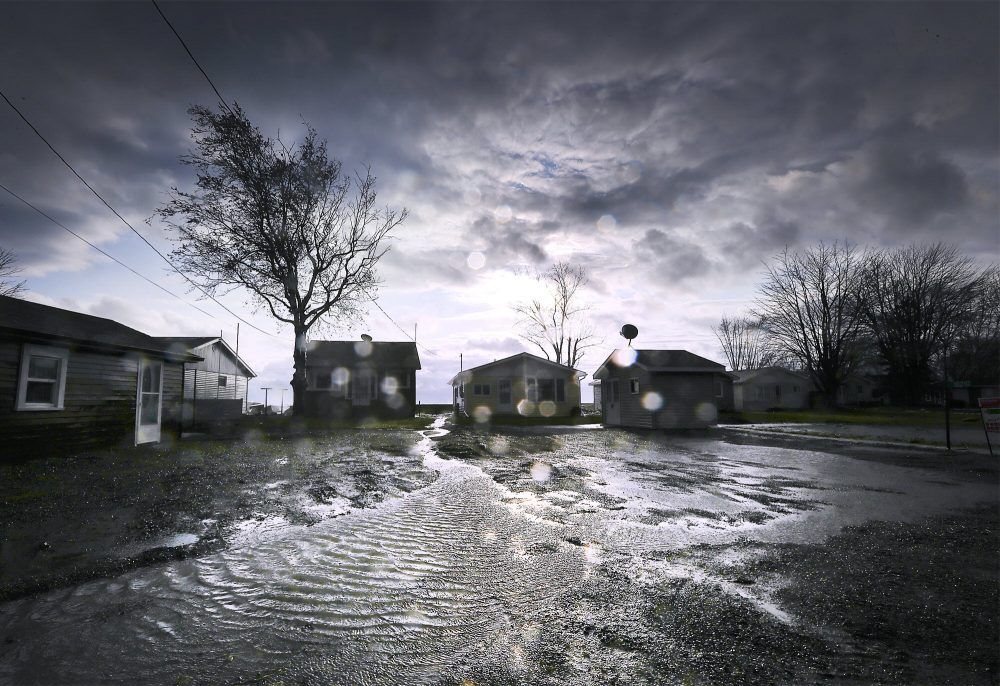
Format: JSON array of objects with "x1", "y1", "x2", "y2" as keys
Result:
[
  {"x1": 633, "y1": 229, "x2": 713, "y2": 283},
  {"x1": 0, "y1": 1, "x2": 996, "y2": 285},
  {"x1": 854, "y1": 146, "x2": 969, "y2": 224}
]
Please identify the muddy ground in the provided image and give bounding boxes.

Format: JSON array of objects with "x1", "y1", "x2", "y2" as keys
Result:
[
  {"x1": 0, "y1": 423, "x2": 435, "y2": 600},
  {"x1": 1, "y1": 419, "x2": 997, "y2": 685}
]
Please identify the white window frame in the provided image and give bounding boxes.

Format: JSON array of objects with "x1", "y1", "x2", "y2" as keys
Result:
[
  {"x1": 16, "y1": 344, "x2": 69, "y2": 411},
  {"x1": 629, "y1": 378, "x2": 640, "y2": 394},
  {"x1": 218, "y1": 375, "x2": 228, "y2": 387}
]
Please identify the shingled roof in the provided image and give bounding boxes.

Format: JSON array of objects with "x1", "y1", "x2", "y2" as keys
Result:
[
  {"x1": 0, "y1": 295, "x2": 201, "y2": 362},
  {"x1": 305, "y1": 340, "x2": 421, "y2": 369},
  {"x1": 593, "y1": 348, "x2": 724, "y2": 378}
]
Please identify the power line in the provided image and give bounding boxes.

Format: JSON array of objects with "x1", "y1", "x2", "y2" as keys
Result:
[
  {"x1": 150, "y1": 0, "x2": 229, "y2": 110},
  {"x1": 0, "y1": 88, "x2": 279, "y2": 340},
  {"x1": 370, "y1": 298, "x2": 439, "y2": 357},
  {"x1": 0, "y1": 181, "x2": 216, "y2": 318}
]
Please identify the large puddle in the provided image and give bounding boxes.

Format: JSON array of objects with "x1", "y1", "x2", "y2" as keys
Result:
[{"x1": 0, "y1": 421, "x2": 995, "y2": 684}]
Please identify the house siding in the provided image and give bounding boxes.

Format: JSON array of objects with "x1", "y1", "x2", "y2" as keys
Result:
[
  {"x1": 457, "y1": 356, "x2": 582, "y2": 418},
  {"x1": 601, "y1": 366, "x2": 653, "y2": 428},
  {"x1": 735, "y1": 370, "x2": 811, "y2": 411},
  {"x1": 650, "y1": 373, "x2": 718, "y2": 428},
  {"x1": 304, "y1": 367, "x2": 417, "y2": 419},
  {"x1": 0, "y1": 340, "x2": 184, "y2": 456}
]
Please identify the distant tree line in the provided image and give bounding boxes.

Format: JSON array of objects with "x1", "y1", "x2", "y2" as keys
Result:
[{"x1": 714, "y1": 242, "x2": 998, "y2": 407}]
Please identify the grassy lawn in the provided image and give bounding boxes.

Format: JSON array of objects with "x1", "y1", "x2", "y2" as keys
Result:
[{"x1": 719, "y1": 406, "x2": 981, "y2": 428}]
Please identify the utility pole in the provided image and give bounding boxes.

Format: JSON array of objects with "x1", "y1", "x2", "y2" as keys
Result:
[
  {"x1": 261, "y1": 387, "x2": 272, "y2": 415},
  {"x1": 280, "y1": 389, "x2": 287, "y2": 415},
  {"x1": 943, "y1": 347, "x2": 951, "y2": 450}
]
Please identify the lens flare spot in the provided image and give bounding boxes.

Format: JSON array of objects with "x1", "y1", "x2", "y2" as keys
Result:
[
  {"x1": 491, "y1": 436, "x2": 510, "y2": 454},
  {"x1": 472, "y1": 405, "x2": 492, "y2": 423},
  {"x1": 530, "y1": 461, "x2": 551, "y2": 482},
  {"x1": 611, "y1": 348, "x2": 638, "y2": 367},
  {"x1": 596, "y1": 214, "x2": 617, "y2": 232},
  {"x1": 494, "y1": 204, "x2": 513, "y2": 223},
  {"x1": 466, "y1": 251, "x2": 486, "y2": 270},
  {"x1": 331, "y1": 366, "x2": 350, "y2": 386},
  {"x1": 641, "y1": 391, "x2": 663, "y2": 412},
  {"x1": 695, "y1": 402, "x2": 718, "y2": 423},
  {"x1": 380, "y1": 376, "x2": 399, "y2": 395},
  {"x1": 386, "y1": 392, "x2": 405, "y2": 410},
  {"x1": 517, "y1": 399, "x2": 536, "y2": 416},
  {"x1": 354, "y1": 341, "x2": 373, "y2": 358},
  {"x1": 538, "y1": 400, "x2": 557, "y2": 417}
]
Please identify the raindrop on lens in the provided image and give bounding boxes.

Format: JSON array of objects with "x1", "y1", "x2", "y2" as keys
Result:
[{"x1": 467, "y1": 251, "x2": 486, "y2": 270}]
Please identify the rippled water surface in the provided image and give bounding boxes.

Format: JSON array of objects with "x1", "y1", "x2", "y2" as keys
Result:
[{"x1": 1, "y1": 420, "x2": 995, "y2": 685}]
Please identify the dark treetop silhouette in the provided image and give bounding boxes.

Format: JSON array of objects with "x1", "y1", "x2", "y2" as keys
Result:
[{"x1": 157, "y1": 104, "x2": 406, "y2": 414}]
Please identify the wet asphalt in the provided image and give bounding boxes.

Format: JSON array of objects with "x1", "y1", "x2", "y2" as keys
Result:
[{"x1": 0, "y1": 417, "x2": 996, "y2": 685}]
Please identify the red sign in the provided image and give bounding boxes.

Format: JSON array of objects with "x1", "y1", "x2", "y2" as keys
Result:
[{"x1": 979, "y1": 397, "x2": 1000, "y2": 434}]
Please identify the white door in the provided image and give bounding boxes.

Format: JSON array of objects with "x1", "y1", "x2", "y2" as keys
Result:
[
  {"x1": 136, "y1": 360, "x2": 163, "y2": 444},
  {"x1": 605, "y1": 378, "x2": 621, "y2": 425}
]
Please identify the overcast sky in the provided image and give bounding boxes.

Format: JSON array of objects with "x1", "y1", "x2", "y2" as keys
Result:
[{"x1": 1, "y1": 1, "x2": 997, "y2": 404}]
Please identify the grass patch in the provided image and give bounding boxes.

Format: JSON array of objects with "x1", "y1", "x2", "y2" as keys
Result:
[{"x1": 719, "y1": 406, "x2": 979, "y2": 428}]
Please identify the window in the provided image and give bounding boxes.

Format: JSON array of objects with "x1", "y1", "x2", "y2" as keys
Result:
[
  {"x1": 316, "y1": 372, "x2": 331, "y2": 390},
  {"x1": 755, "y1": 386, "x2": 764, "y2": 401},
  {"x1": 856, "y1": 384, "x2": 863, "y2": 394},
  {"x1": 775, "y1": 384, "x2": 782, "y2": 400},
  {"x1": 555, "y1": 378, "x2": 565, "y2": 402},
  {"x1": 17, "y1": 344, "x2": 69, "y2": 411},
  {"x1": 498, "y1": 379, "x2": 512, "y2": 404},
  {"x1": 538, "y1": 378, "x2": 556, "y2": 401},
  {"x1": 473, "y1": 383, "x2": 491, "y2": 396},
  {"x1": 716, "y1": 380, "x2": 724, "y2": 398},
  {"x1": 792, "y1": 384, "x2": 799, "y2": 393},
  {"x1": 629, "y1": 378, "x2": 640, "y2": 394},
  {"x1": 398, "y1": 371, "x2": 411, "y2": 388},
  {"x1": 218, "y1": 375, "x2": 228, "y2": 387}
]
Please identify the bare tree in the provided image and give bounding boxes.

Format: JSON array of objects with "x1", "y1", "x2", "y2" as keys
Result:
[
  {"x1": 157, "y1": 104, "x2": 406, "y2": 414},
  {"x1": 712, "y1": 314, "x2": 781, "y2": 371},
  {"x1": 0, "y1": 247, "x2": 26, "y2": 297},
  {"x1": 755, "y1": 242, "x2": 867, "y2": 405},
  {"x1": 949, "y1": 264, "x2": 999, "y2": 392},
  {"x1": 858, "y1": 243, "x2": 982, "y2": 405},
  {"x1": 513, "y1": 262, "x2": 598, "y2": 367}
]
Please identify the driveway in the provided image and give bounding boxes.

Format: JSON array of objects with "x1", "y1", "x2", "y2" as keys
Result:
[{"x1": 1, "y1": 419, "x2": 996, "y2": 685}]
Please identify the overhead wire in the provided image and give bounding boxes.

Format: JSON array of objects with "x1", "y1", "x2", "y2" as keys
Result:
[
  {"x1": 0, "y1": 181, "x2": 215, "y2": 318},
  {"x1": 0, "y1": 88, "x2": 279, "y2": 339}
]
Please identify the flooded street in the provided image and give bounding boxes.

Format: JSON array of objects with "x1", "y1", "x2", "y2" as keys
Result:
[{"x1": 1, "y1": 418, "x2": 997, "y2": 685}]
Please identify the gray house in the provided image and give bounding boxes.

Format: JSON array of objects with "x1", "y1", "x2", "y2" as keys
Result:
[
  {"x1": 0, "y1": 296, "x2": 200, "y2": 454},
  {"x1": 593, "y1": 349, "x2": 730, "y2": 429},
  {"x1": 303, "y1": 339, "x2": 420, "y2": 419},
  {"x1": 154, "y1": 337, "x2": 256, "y2": 423},
  {"x1": 732, "y1": 367, "x2": 811, "y2": 411}
]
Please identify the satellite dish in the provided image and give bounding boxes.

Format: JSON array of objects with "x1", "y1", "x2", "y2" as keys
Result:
[
  {"x1": 620, "y1": 324, "x2": 638, "y2": 346},
  {"x1": 360, "y1": 334, "x2": 373, "y2": 342}
]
